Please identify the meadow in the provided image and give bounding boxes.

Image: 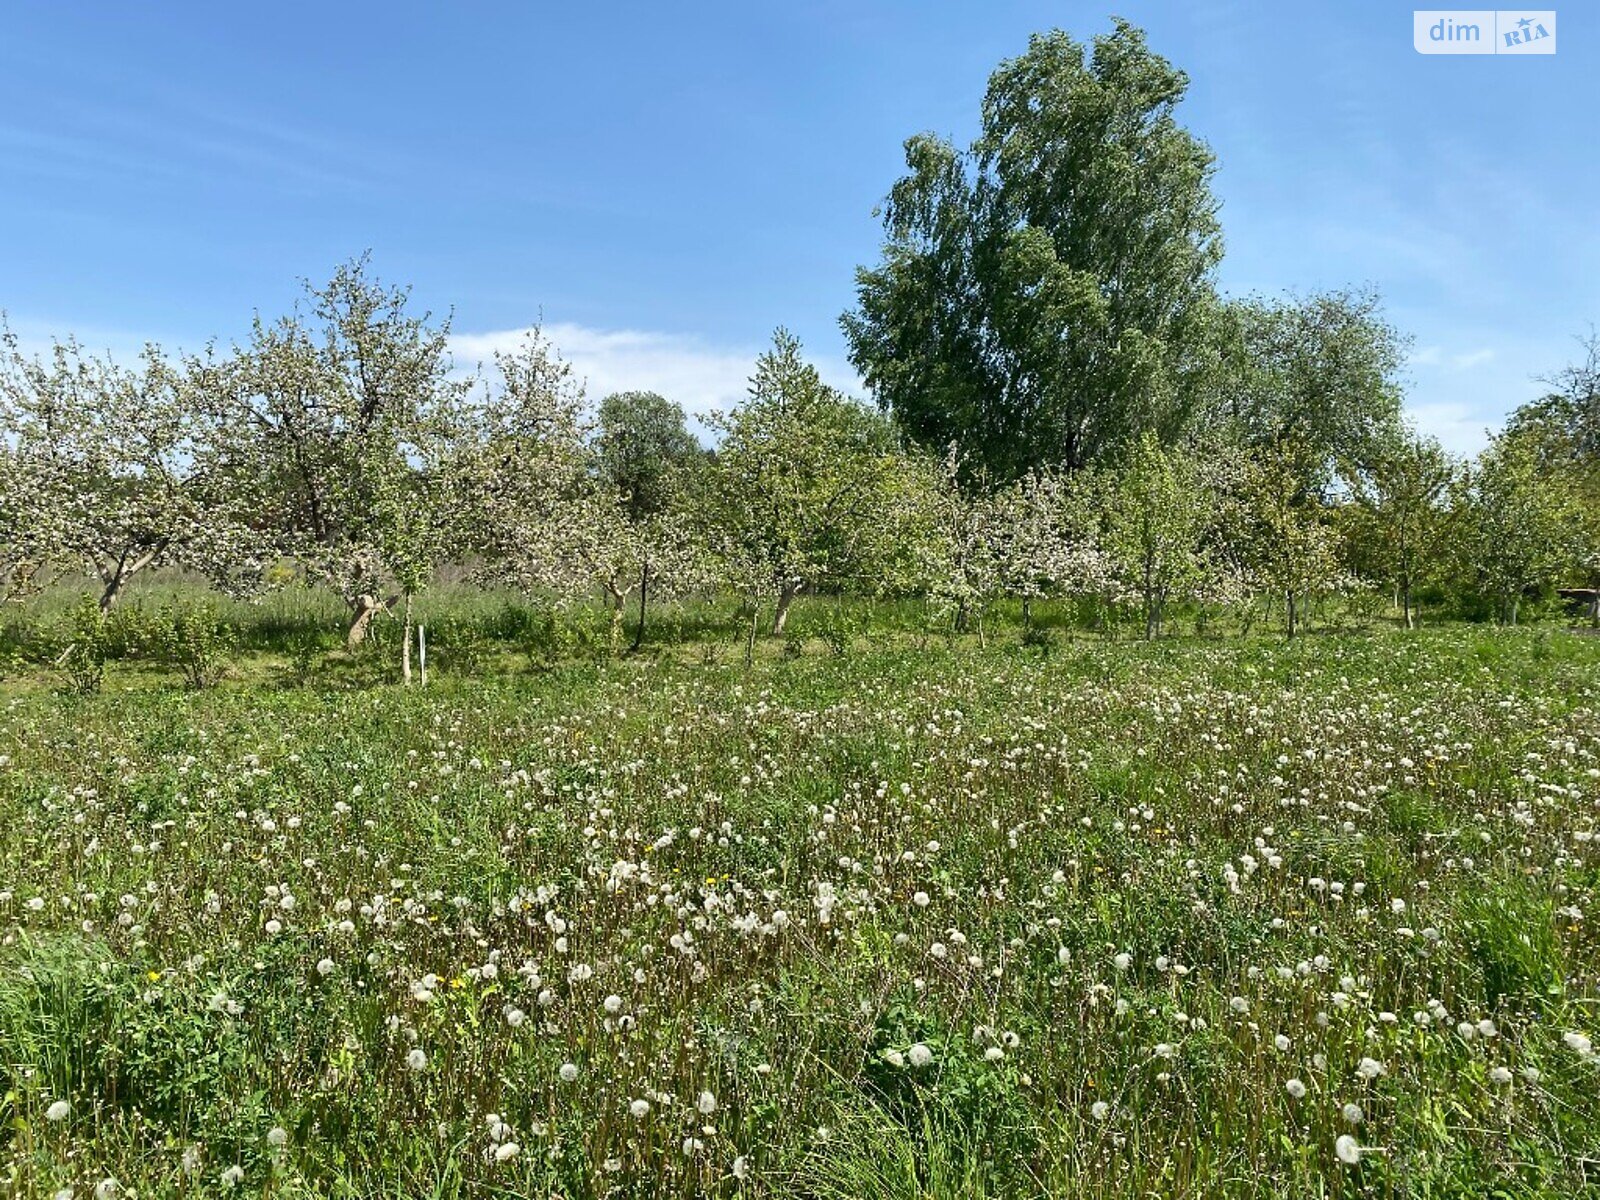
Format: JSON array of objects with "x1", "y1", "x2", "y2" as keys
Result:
[{"x1": 2, "y1": 593, "x2": 1599, "y2": 1198}]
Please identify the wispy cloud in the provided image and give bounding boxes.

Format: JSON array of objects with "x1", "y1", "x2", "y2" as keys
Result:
[
  {"x1": 1403, "y1": 330, "x2": 1563, "y2": 456},
  {"x1": 1410, "y1": 344, "x2": 1495, "y2": 371}
]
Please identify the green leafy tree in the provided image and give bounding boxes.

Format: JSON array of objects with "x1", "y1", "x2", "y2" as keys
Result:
[
  {"x1": 1219, "y1": 288, "x2": 1407, "y2": 483},
  {"x1": 594, "y1": 390, "x2": 704, "y2": 649},
  {"x1": 704, "y1": 329, "x2": 910, "y2": 635},
  {"x1": 1199, "y1": 291, "x2": 1405, "y2": 633},
  {"x1": 844, "y1": 21, "x2": 1224, "y2": 478},
  {"x1": 1341, "y1": 429, "x2": 1455, "y2": 628},
  {"x1": 1104, "y1": 431, "x2": 1210, "y2": 639},
  {"x1": 1237, "y1": 440, "x2": 1344, "y2": 638},
  {"x1": 1505, "y1": 330, "x2": 1600, "y2": 615},
  {"x1": 368, "y1": 457, "x2": 460, "y2": 683},
  {"x1": 1460, "y1": 431, "x2": 1576, "y2": 624},
  {"x1": 595, "y1": 391, "x2": 701, "y2": 521}
]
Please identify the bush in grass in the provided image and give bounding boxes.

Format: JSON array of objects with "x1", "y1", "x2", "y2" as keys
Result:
[
  {"x1": 49, "y1": 596, "x2": 110, "y2": 694},
  {"x1": 430, "y1": 616, "x2": 490, "y2": 676},
  {"x1": 814, "y1": 605, "x2": 864, "y2": 658},
  {"x1": 154, "y1": 601, "x2": 234, "y2": 689}
]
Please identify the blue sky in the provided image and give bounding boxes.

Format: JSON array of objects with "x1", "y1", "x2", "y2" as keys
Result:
[{"x1": 1, "y1": 1, "x2": 1594, "y2": 453}]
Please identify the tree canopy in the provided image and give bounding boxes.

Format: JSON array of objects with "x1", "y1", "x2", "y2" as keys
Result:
[{"x1": 843, "y1": 21, "x2": 1225, "y2": 479}]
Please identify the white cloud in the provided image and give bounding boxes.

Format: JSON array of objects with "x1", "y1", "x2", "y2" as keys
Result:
[
  {"x1": 1402, "y1": 330, "x2": 1567, "y2": 456},
  {"x1": 450, "y1": 323, "x2": 863, "y2": 438},
  {"x1": 1408, "y1": 344, "x2": 1495, "y2": 372}
]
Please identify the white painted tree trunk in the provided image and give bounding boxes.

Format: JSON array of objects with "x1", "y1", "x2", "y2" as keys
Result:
[{"x1": 401, "y1": 593, "x2": 414, "y2": 685}]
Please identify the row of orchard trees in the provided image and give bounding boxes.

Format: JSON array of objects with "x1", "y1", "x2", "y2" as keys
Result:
[
  {"x1": 2, "y1": 254, "x2": 1596, "y2": 666},
  {"x1": 5, "y1": 21, "x2": 1597, "y2": 661}
]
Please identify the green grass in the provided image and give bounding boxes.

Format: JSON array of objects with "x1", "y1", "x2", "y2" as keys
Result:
[{"x1": 2, "y1": 589, "x2": 1599, "y2": 1197}]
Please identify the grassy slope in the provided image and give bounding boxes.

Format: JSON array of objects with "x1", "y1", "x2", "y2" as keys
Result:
[{"x1": 2, "y1": 623, "x2": 1599, "y2": 1197}]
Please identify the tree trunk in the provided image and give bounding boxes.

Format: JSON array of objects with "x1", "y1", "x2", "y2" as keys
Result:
[
  {"x1": 606, "y1": 589, "x2": 626, "y2": 657},
  {"x1": 1022, "y1": 597, "x2": 1033, "y2": 633},
  {"x1": 401, "y1": 593, "x2": 414, "y2": 685},
  {"x1": 347, "y1": 594, "x2": 394, "y2": 650},
  {"x1": 1143, "y1": 559, "x2": 1157, "y2": 641},
  {"x1": 631, "y1": 565, "x2": 649, "y2": 652},
  {"x1": 1402, "y1": 580, "x2": 1414, "y2": 630},
  {"x1": 1286, "y1": 590, "x2": 1298, "y2": 640},
  {"x1": 96, "y1": 542, "x2": 166, "y2": 612},
  {"x1": 98, "y1": 575, "x2": 127, "y2": 613},
  {"x1": 773, "y1": 582, "x2": 801, "y2": 636}
]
